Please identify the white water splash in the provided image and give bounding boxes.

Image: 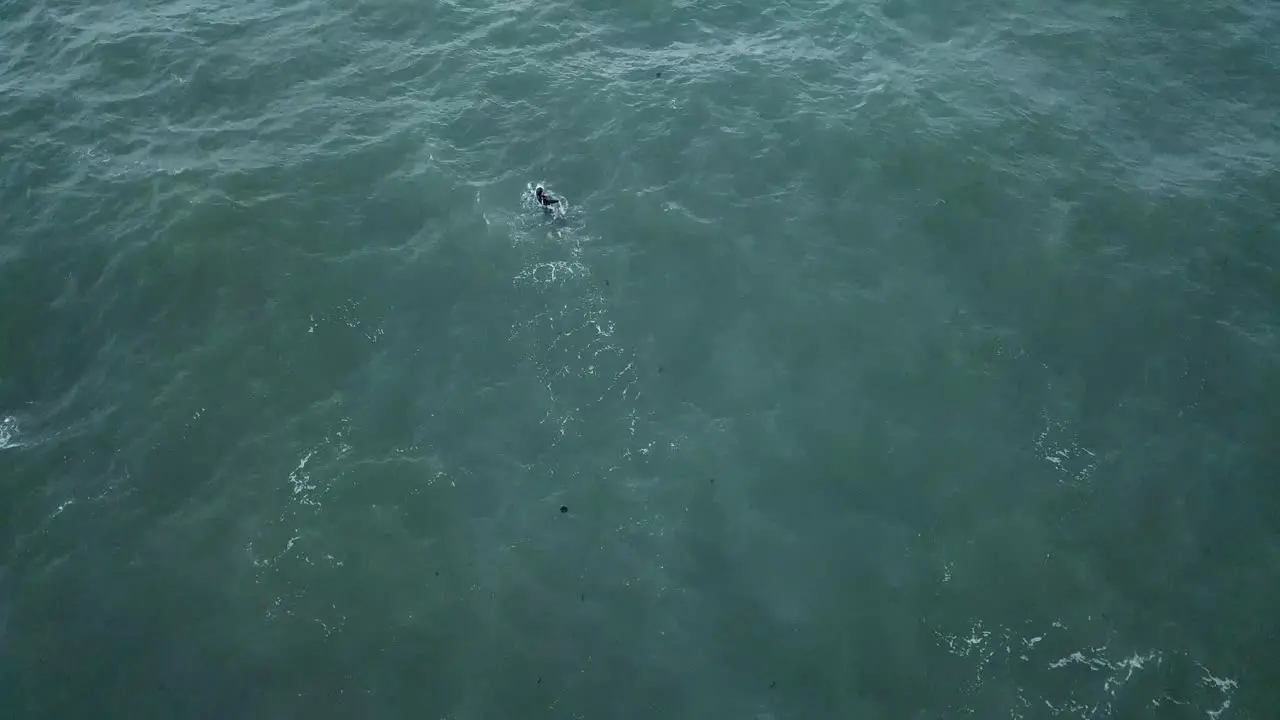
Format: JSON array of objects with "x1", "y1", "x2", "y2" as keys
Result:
[{"x1": 0, "y1": 415, "x2": 18, "y2": 449}]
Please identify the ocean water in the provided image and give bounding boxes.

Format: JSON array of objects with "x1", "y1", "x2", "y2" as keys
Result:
[{"x1": 1, "y1": 0, "x2": 1278, "y2": 716}]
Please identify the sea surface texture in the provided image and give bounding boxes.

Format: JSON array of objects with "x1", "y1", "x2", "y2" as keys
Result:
[{"x1": 1, "y1": 0, "x2": 1277, "y2": 716}]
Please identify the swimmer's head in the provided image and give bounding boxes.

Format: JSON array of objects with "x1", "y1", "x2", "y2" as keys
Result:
[{"x1": 535, "y1": 185, "x2": 545, "y2": 197}]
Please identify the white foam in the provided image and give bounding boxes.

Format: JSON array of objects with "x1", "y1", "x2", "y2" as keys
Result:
[
  {"x1": 514, "y1": 260, "x2": 584, "y2": 287},
  {"x1": 49, "y1": 499, "x2": 74, "y2": 519},
  {"x1": 1033, "y1": 412, "x2": 1097, "y2": 486},
  {"x1": 936, "y1": 618, "x2": 1238, "y2": 718},
  {"x1": 288, "y1": 450, "x2": 320, "y2": 507},
  {"x1": 304, "y1": 300, "x2": 382, "y2": 342},
  {"x1": 0, "y1": 416, "x2": 17, "y2": 449},
  {"x1": 1202, "y1": 666, "x2": 1238, "y2": 720}
]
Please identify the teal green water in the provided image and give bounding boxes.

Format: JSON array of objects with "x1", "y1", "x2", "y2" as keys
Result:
[{"x1": 2, "y1": 0, "x2": 1278, "y2": 716}]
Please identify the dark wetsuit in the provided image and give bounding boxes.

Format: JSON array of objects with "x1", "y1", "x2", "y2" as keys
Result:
[{"x1": 536, "y1": 189, "x2": 559, "y2": 208}]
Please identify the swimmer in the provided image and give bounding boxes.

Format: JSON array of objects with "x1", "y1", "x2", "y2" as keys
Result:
[{"x1": 535, "y1": 185, "x2": 560, "y2": 210}]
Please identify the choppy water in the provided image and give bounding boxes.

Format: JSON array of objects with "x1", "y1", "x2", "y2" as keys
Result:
[{"x1": 2, "y1": 0, "x2": 1278, "y2": 716}]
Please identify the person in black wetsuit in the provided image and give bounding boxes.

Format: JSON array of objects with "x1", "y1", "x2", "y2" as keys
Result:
[{"x1": 535, "y1": 185, "x2": 560, "y2": 211}]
